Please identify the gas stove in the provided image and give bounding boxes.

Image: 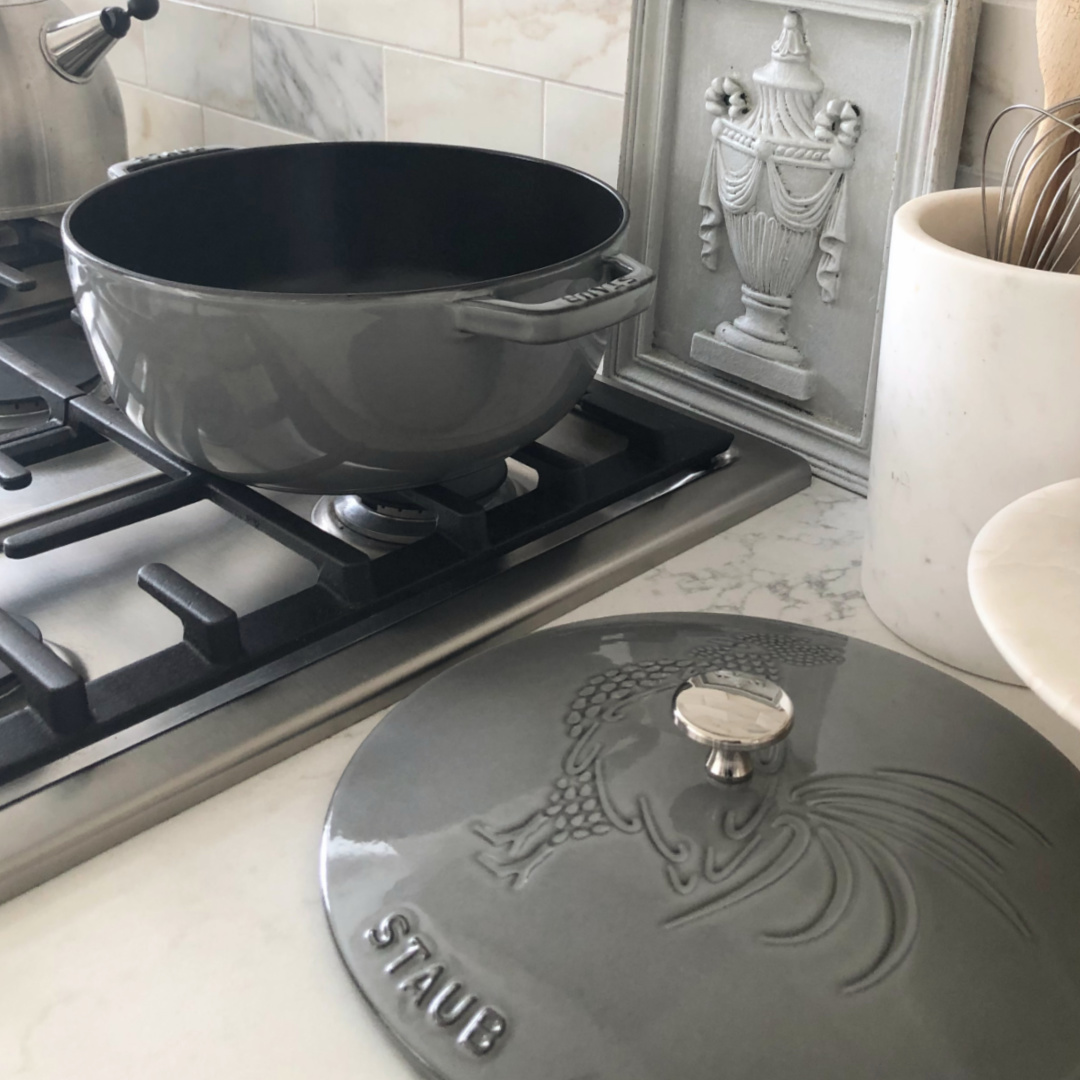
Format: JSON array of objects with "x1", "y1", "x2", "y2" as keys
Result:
[{"x1": 0, "y1": 281, "x2": 809, "y2": 903}]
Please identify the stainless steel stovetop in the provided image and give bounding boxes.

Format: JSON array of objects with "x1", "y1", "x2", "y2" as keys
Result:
[{"x1": 0, "y1": 254, "x2": 810, "y2": 904}]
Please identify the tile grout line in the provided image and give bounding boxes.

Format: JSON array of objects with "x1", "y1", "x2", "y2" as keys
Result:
[
  {"x1": 143, "y1": 0, "x2": 628, "y2": 157},
  {"x1": 540, "y1": 78, "x2": 547, "y2": 159},
  {"x1": 123, "y1": 71, "x2": 625, "y2": 130},
  {"x1": 119, "y1": 79, "x2": 205, "y2": 110},
  {"x1": 382, "y1": 45, "x2": 390, "y2": 142},
  {"x1": 246, "y1": 10, "x2": 257, "y2": 130},
  {"x1": 119, "y1": 82, "x2": 295, "y2": 145},
  {"x1": 162, "y1": 0, "x2": 626, "y2": 97},
  {"x1": 379, "y1": 44, "x2": 625, "y2": 98},
  {"x1": 203, "y1": 104, "x2": 309, "y2": 141}
]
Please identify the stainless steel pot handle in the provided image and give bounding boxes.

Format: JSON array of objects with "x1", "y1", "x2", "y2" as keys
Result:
[
  {"x1": 107, "y1": 145, "x2": 237, "y2": 180},
  {"x1": 450, "y1": 253, "x2": 656, "y2": 345}
]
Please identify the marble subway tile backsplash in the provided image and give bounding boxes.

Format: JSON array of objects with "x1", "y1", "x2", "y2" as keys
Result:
[
  {"x1": 543, "y1": 83, "x2": 624, "y2": 186},
  {"x1": 206, "y1": 0, "x2": 314, "y2": 22},
  {"x1": 463, "y1": 0, "x2": 633, "y2": 94},
  {"x1": 144, "y1": 2, "x2": 255, "y2": 117},
  {"x1": 252, "y1": 21, "x2": 384, "y2": 140},
  {"x1": 109, "y1": 0, "x2": 1043, "y2": 192},
  {"x1": 957, "y1": 0, "x2": 1045, "y2": 186},
  {"x1": 119, "y1": 85, "x2": 204, "y2": 158},
  {"x1": 203, "y1": 108, "x2": 314, "y2": 148},
  {"x1": 315, "y1": 0, "x2": 461, "y2": 57},
  {"x1": 108, "y1": 0, "x2": 633, "y2": 182},
  {"x1": 385, "y1": 50, "x2": 542, "y2": 155}
]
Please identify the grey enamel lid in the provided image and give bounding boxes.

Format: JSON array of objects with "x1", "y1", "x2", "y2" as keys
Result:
[{"x1": 320, "y1": 615, "x2": 1080, "y2": 1080}]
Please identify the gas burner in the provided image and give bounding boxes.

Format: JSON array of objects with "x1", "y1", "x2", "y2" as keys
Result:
[
  {"x1": 320, "y1": 496, "x2": 439, "y2": 546},
  {"x1": 312, "y1": 460, "x2": 537, "y2": 547},
  {"x1": 0, "y1": 328, "x2": 99, "y2": 425},
  {"x1": 0, "y1": 342, "x2": 809, "y2": 905}
]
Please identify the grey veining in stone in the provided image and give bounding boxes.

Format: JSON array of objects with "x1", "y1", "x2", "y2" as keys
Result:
[
  {"x1": 564, "y1": 481, "x2": 872, "y2": 630},
  {"x1": 252, "y1": 20, "x2": 384, "y2": 142}
]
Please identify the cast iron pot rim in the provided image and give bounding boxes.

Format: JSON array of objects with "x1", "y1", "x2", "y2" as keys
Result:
[{"x1": 61, "y1": 141, "x2": 633, "y2": 305}]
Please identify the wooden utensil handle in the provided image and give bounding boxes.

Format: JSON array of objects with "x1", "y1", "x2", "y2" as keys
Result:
[{"x1": 1012, "y1": 0, "x2": 1080, "y2": 268}]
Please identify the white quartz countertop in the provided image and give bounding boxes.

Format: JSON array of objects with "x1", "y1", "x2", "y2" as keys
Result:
[{"x1": 0, "y1": 480, "x2": 1072, "y2": 1080}]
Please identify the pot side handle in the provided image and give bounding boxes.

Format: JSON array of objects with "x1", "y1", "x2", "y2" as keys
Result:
[
  {"x1": 106, "y1": 145, "x2": 237, "y2": 180},
  {"x1": 450, "y1": 253, "x2": 656, "y2": 345}
]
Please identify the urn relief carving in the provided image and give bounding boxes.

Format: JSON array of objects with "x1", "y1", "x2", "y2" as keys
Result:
[{"x1": 692, "y1": 10, "x2": 862, "y2": 402}]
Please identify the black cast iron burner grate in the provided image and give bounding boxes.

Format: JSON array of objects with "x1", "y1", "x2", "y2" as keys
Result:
[{"x1": 0, "y1": 340, "x2": 734, "y2": 782}]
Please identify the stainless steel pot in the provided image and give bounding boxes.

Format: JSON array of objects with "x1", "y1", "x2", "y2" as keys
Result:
[
  {"x1": 0, "y1": 0, "x2": 157, "y2": 219},
  {"x1": 62, "y1": 143, "x2": 656, "y2": 495}
]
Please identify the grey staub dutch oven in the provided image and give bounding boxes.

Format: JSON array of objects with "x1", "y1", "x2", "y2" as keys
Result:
[
  {"x1": 61, "y1": 142, "x2": 655, "y2": 495},
  {"x1": 321, "y1": 614, "x2": 1080, "y2": 1080}
]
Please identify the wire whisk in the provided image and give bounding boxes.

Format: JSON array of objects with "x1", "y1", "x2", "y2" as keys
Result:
[{"x1": 983, "y1": 96, "x2": 1080, "y2": 272}]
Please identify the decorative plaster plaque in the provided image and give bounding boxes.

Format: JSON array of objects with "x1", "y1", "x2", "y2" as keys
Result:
[{"x1": 605, "y1": 0, "x2": 980, "y2": 491}]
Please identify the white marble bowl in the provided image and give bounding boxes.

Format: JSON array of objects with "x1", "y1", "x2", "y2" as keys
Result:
[
  {"x1": 864, "y1": 187, "x2": 1080, "y2": 683},
  {"x1": 969, "y1": 479, "x2": 1080, "y2": 726}
]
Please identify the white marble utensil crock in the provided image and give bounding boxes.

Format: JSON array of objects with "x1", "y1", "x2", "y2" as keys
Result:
[
  {"x1": 969, "y1": 479, "x2": 1080, "y2": 725},
  {"x1": 863, "y1": 187, "x2": 1080, "y2": 682}
]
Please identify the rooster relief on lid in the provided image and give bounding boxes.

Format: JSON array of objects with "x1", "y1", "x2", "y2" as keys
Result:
[
  {"x1": 472, "y1": 629, "x2": 1046, "y2": 995},
  {"x1": 691, "y1": 10, "x2": 862, "y2": 403}
]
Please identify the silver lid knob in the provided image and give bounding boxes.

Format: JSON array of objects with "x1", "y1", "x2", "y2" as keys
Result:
[{"x1": 673, "y1": 670, "x2": 794, "y2": 783}]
